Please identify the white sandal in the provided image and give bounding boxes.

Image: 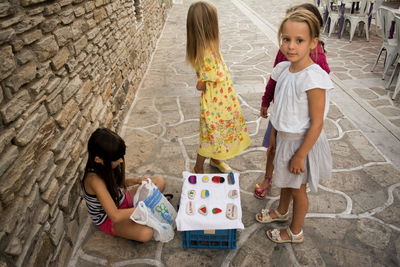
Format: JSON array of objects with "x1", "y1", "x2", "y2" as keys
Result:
[
  {"x1": 266, "y1": 228, "x2": 304, "y2": 243},
  {"x1": 255, "y1": 209, "x2": 289, "y2": 223}
]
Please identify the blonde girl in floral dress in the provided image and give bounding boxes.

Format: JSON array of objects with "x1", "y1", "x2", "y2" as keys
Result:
[{"x1": 186, "y1": 1, "x2": 251, "y2": 173}]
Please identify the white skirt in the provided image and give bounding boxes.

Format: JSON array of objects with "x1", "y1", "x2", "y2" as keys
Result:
[{"x1": 273, "y1": 131, "x2": 332, "y2": 192}]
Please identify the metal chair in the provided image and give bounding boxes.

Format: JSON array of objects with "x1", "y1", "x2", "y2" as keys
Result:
[
  {"x1": 371, "y1": 7, "x2": 399, "y2": 79},
  {"x1": 324, "y1": 0, "x2": 341, "y2": 37},
  {"x1": 343, "y1": 0, "x2": 371, "y2": 42},
  {"x1": 384, "y1": 14, "x2": 400, "y2": 99}
]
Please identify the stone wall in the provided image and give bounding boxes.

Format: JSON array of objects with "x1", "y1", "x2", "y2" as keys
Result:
[{"x1": 0, "y1": 0, "x2": 172, "y2": 265}]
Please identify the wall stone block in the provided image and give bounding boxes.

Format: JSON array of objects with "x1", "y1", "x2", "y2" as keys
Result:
[
  {"x1": 50, "y1": 118, "x2": 77, "y2": 154},
  {"x1": 0, "y1": 45, "x2": 16, "y2": 81},
  {"x1": 39, "y1": 164, "x2": 57, "y2": 193},
  {"x1": 59, "y1": 0, "x2": 73, "y2": 7},
  {"x1": 43, "y1": 3, "x2": 61, "y2": 16},
  {"x1": 0, "y1": 14, "x2": 24, "y2": 28},
  {"x1": 85, "y1": 1, "x2": 95, "y2": 12},
  {"x1": 74, "y1": 6, "x2": 85, "y2": 17},
  {"x1": 93, "y1": 7, "x2": 107, "y2": 23},
  {"x1": 95, "y1": 0, "x2": 105, "y2": 8},
  {"x1": 29, "y1": 73, "x2": 52, "y2": 95},
  {"x1": 55, "y1": 157, "x2": 71, "y2": 179},
  {"x1": 0, "y1": 145, "x2": 19, "y2": 177},
  {"x1": 14, "y1": 105, "x2": 48, "y2": 146},
  {"x1": 46, "y1": 95, "x2": 62, "y2": 115},
  {"x1": 53, "y1": 26, "x2": 73, "y2": 46},
  {"x1": 41, "y1": 178, "x2": 59, "y2": 205},
  {"x1": 0, "y1": 2, "x2": 14, "y2": 18},
  {"x1": 30, "y1": 8, "x2": 44, "y2": 16},
  {"x1": 40, "y1": 18, "x2": 60, "y2": 33},
  {"x1": 75, "y1": 80, "x2": 92, "y2": 106},
  {"x1": 60, "y1": 9, "x2": 75, "y2": 25},
  {"x1": 20, "y1": 0, "x2": 50, "y2": 7},
  {"x1": 21, "y1": 29, "x2": 43, "y2": 45},
  {"x1": 55, "y1": 99, "x2": 79, "y2": 128},
  {"x1": 14, "y1": 15, "x2": 45, "y2": 34},
  {"x1": 89, "y1": 95, "x2": 104, "y2": 122},
  {"x1": 26, "y1": 231, "x2": 51, "y2": 267},
  {"x1": 0, "y1": 90, "x2": 31, "y2": 124},
  {"x1": 51, "y1": 47, "x2": 70, "y2": 70},
  {"x1": 24, "y1": 151, "x2": 53, "y2": 196},
  {"x1": 15, "y1": 49, "x2": 35, "y2": 65},
  {"x1": 62, "y1": 76, "x2": 82, "y2": 102},
  {"x1": 0, "y1": 128, "x2": 15, "y2": 154},
  {"x1": 5, "y1": 236, "x2": 22, "y2": 256},
  {"x1": 4, "y1": 61, "x2": 37, "y2": 93},
  {"x1": 54, "y1": 130, "x2": 79, "y2": 163},
  {"x1": 0, "y1": 28, "x2": 16, "y2": 45},
  {"x1": 33, "y1": 35, "x2": 59, "y2": 62},
  {"x1": 73, "y1": 36, "x2": 87, "y2": 55}
]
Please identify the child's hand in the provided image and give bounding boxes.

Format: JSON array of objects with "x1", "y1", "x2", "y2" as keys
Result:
[
  {"x1": 289, "y1": 154, "x2": 305, "y2": 174},
  {"x1": 196, "y1": 81, "x2": 205, "y2": 91},
  {"x1": 260, "y1": 107, "x2": 268, "y2": 118}
]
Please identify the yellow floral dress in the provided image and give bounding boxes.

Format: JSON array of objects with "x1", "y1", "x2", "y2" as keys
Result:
[{"x1": 196, "y1": 51, "x2": 251, "y2": 160}]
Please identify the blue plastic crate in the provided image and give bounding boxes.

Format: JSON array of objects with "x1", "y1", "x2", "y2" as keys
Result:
[{"x1": 182, "y1": 229, "x2": 237, "y2": 249}]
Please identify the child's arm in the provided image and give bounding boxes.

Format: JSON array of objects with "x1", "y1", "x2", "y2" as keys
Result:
[
  {"x1": 290, "y1": 88, "x2": 325, "y2": 174},
  {"x1": 89, "y1": 174, "x2": 135, "y2": 223},
  {"x1": 260, "y1": 78, "x2": 276, "y2": 117},
  {"x1": 196, "y1": 80, "x2": 206, "y2": 91},
  {"x1": 261, "y1": 50, "x2": 287, "y2": 117}
]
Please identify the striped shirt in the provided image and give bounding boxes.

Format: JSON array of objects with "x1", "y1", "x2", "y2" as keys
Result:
[{"x1": 83, "y1": 186, "x2": 125, "y2": 226}]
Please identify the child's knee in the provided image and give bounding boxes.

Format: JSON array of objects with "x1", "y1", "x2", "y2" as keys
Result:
[
  {"x1": 153, "y1": 176, "x2": 166, "y2": 188},
  {"x1": 136, "y1": 227, "x2": 153, "y2": 243}
]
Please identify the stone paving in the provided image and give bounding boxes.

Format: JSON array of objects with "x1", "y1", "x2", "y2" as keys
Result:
[{"x1": 67, "y1": 0, "x2": 400, "y2": 266}]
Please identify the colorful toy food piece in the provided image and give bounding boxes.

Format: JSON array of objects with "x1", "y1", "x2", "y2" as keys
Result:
[
  {"x1": 226, "y1": 203, "x2": 238, "y2": 220},
  {"x1": 202, "y1": 176, "x2": 209, "y2": 183},
  {"x1": 188, "y1": 175, "x2": 196, "y2": 184},
  {"x1": 188, "y1": 190, "x2": 196, "y2": 200},
  {"x1": 212, "y1": 208, "x2": 222, "y2": 214},
  {"x1": 186, "y1": 201, "x2": 195, "y2": 215},
  {"x1": 198, "y1": 205, "x2": 207, "y2": 215},
  {"x1": 227, "y1": 173, "x2": 235, "y2": 185},
  {"x1": 201, "y1": 189, "x2": 210, "y2": 199},
  {"x1": 228, "y1": 189, "x2": 238, "y2": 199},
  {"x1": 211, "y1": 176, "x2": 225, "y2": 184}
]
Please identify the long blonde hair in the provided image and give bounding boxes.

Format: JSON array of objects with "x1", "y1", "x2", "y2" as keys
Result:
[
  {"x1": 186, "y1": 1, "x2": 221, "y2": 68},
  {"x1": 278, "y1": 10, "x2": 320, "y2": 44}
]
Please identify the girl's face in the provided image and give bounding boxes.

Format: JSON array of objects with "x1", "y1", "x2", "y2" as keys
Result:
[{"x1": 280, "y1": 20, "x2": 317, "y2": 65}]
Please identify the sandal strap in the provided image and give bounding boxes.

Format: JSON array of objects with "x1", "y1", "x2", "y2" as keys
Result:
[
  {"x1": 274, "y1": 209, "x2": 288, "y2": 218},
  {"x1": 287, "y1": 227, "x2": 303, "y2": 241}
]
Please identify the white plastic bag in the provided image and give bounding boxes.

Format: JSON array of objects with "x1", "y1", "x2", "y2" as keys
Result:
[{"x1": 130, "y1": 180, "x2": 177, "y2": 242}]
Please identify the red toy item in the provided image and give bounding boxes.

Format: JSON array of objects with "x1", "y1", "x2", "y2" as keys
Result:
[
  {"x1": 212, "y1": 176, "x2": 225, "y2": 183},
  {"x1": 212, "y1": 208, "x2": 222, "y2": 214}
]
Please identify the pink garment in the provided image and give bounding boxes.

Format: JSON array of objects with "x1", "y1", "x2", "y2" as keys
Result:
[
  {"x1": 97, "y1": 191, "x2": 133, "y2": 236},
  {"x1": 261, "y1": 43, "x2": 330, "y2": 108}
]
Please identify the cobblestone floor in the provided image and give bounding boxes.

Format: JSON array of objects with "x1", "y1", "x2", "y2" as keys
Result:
[{"x1": 68, "y1": 0, "x2": 400, "y2": 266}]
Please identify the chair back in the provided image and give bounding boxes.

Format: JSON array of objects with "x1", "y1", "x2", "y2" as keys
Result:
[
  {"x1": 326, "y1": 0, "x2": 339, "y2": 13},
  {"x1": 394, "y1": 14, "x2": 400, "y2": 52},
  {"x1": 357, "y1": 0, "x2": 370, "y2": 16},
  {"x1": 379, "y1": 7, "x2": 392, "y2": 43}
]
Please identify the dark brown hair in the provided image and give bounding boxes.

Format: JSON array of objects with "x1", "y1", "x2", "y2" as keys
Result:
[{"x1": 82, "y1": 128, "x2": 126, "y2": 205}]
